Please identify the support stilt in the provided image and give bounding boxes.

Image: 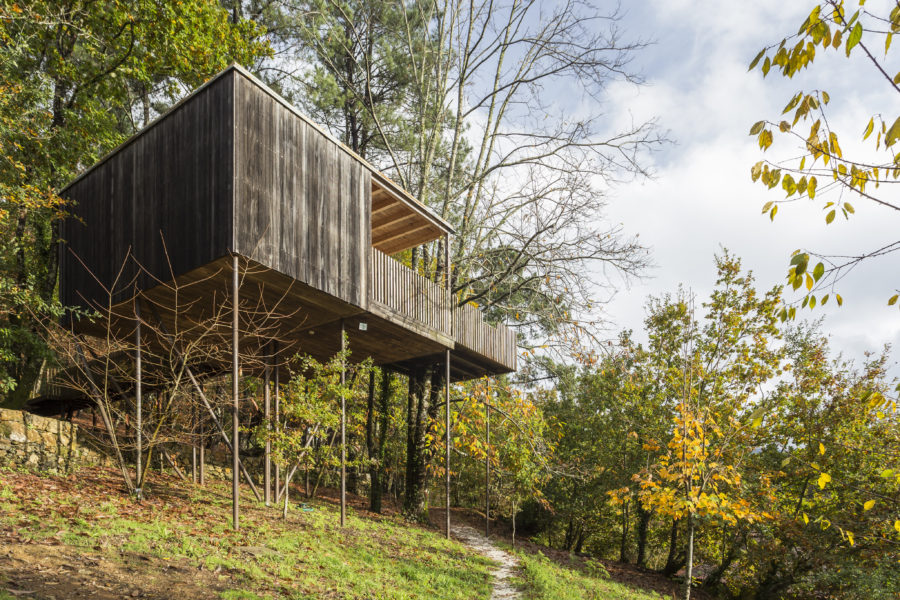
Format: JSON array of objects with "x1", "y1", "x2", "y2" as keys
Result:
[
  {"x1": 274, "y1": 341, "x2": 281, "y2": 503},
  {"x1": 264, "y1": 351, "x2": 271, "y2": 507},
  {"x1": 191, "y1": 403, "x2": 198, "y2": 484},
  {"x1": 340, "y1": 320, "x2": 346, "y2": 527},
  {"x1": 272, "y1": 342, "x2": 281, "y2": 504},
  {"x1": 486, "y1": 399, "x2": 491, "y2": 537},
  {"x1": 232, "y1": 254, "x2": 240, "y2": 531},
  {"x1": 444, "y1": 233, "x2": 452, "y2": 539},
  {"x1": 134, "y1": 301, "x2": 142, "y2": 501},
  {"x1": 445, "y1": 349, "x2": 451, "y2": 540},
  {"x1": 198, "y1": 404, "x2": 205, "y2": 485}
]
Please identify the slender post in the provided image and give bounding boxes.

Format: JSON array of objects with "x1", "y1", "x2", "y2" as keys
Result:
[
  {"x1": 445, "y1": 349, "x2": 451, "y2": 539},
  {"x1": 283, "y1": 464, "x2": 291, "y2": 520},
  {"x1": 191, "y1": 402, "x2": 198, "y2": 484},
  {"x1": 444, "y1": 233, "x2": 451, "y2": 292},
  {"x1": 486, "y1": 399, "x2": 491, "y2": 537},
  {"x1": 274, "y1": 341, "x2": 280, "y2": 502},
  {"x1": 444, "y1": 234, "x2": 452, "y2": 539},
  {"x1": 134, "y1": 301, "x2": 142, "y2": 501},
  {"x1": 264, "y1": 350, "x2": 271, "y2": 506},
  {"x1": 198, "y1": 406, "x2": 205, "y2": 485},
  {"x1": 340, "y1": 320, "x2": 346, "y2": 527},
  {"x1": 232, "y1": 254, "x2": 240, "y2": 531}
]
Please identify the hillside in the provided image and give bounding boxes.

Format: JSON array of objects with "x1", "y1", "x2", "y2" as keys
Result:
[{"x1": 0, "y1": 466, "x2": 671, "y2": 600}]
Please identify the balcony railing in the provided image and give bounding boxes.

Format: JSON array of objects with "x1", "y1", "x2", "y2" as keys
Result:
[
  {"x1": 370, "y1": 248, "x2": 451, "y2": 335},
  {"x1": 452, "y1": 303, "x2": 517, "y2": 371},
  {"x1": 369, "y1": 248, "x2": 517, "y2": 371}
]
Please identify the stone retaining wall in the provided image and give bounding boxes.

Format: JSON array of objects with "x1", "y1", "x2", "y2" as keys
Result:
[
  {"x1": 0, "y1": 408, "x2": 97, "y2": 474},
  {"x1": 0, "y1": 407, "x2": 272, "y2": 485}
]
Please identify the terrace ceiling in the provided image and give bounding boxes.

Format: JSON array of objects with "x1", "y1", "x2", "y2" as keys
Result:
[{"x1": 370, "y1": 179, "x2": 447, "y2": 255}]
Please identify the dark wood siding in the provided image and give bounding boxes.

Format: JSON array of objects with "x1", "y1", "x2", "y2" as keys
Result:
[
  {"x1": 59, "y1": 73, "x2": 235, "y2": 310},
  {"x1": 232, "y1": 72, "x2": 370, "y2": 310}
]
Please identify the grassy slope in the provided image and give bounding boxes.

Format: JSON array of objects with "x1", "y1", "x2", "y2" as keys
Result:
[
  {"x1": 1, "y1": 465, "x2": 683, "y2": 600},
  {"x1": 0, "y1": 466, "x2": 492, "y2": 599},
  {"x1": 510, "y1": 547, "x2": 665, "y2": 600}
]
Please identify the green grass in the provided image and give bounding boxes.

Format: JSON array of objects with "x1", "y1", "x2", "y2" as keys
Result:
[
  {"x1": 0, "y1": 468, "x2": 494, "y2": 599},
  {"x1": 511, "y1": 547, "x2": 664, "y2": 600}
]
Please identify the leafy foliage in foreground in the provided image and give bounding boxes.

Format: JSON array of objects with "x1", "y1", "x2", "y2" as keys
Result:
[{"x1": 748, "y1": 1, "x2": 900, "y2": 310}]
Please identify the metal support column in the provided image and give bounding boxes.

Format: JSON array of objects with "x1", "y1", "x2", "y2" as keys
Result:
[
  {"x1": 486, "y1": 399, "x2": 491, "y2": 537},
  {"x1": 264, "y1": 350, "x2": 271, "y2": 506},
  {"x1": 274, "y1": 341, "x2": 280, "y2": 502},
  {"x1": 198, "y1": 401, "x2": 205, "y2": 485},
  {"x1": 232, "y1": 254, "x2": 240, "y2": 531},
  {"x1": 340, "y1": 320, "x2": 346, "y2": 527},
  {"x1": 134, "y1": 301, "x2": 142, "y2": 501},
  {"x1": 191, "y1": 402, "x2": 198, "y2": 484},
  {"x1": 444, "y1": 233, "x2": 452, "y2": 539},
  {"x1": 445, "y1": 349, "x2": 451, "y2": 539}
]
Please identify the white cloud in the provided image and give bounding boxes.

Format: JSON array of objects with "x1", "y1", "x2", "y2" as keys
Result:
[{"x1": 587, "y1": 1, "x2": 900, "y2": 376}]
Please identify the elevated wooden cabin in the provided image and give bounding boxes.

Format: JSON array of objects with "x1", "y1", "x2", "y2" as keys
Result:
[{"x1": 59, "y1": 65, "x2": 516, "y2": 382}]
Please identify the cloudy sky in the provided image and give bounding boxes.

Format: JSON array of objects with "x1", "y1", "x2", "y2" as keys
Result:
[{"x1": 588, "y1": 0, "x2": 900, "y2": 376}]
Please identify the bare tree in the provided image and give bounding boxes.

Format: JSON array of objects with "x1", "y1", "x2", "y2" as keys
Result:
[{"x1": 36, "y1": 242, "x2": 306, "y2": 498}]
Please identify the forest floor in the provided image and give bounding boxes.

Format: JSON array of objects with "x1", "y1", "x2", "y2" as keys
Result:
[{"x1": 0, "y1": 465, "x2": 690, "y2": 599}]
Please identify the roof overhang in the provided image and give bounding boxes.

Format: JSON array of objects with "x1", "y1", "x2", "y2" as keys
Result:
[{"x1": 370, "y1": 176, "x2": 449, "y2": 254}]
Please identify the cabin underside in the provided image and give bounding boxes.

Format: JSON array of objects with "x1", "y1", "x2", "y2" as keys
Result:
[{"x1": 66, "y1": 255, "x2": 510, "y2": 384}]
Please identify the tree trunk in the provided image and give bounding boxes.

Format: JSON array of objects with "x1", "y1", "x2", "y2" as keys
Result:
[
  {"x1": 512, "y1": 501, "x2": 517, "y2": 548},
  {"x1": 402, "y1": 367, "x2": 428, "y2": 520},
  {"x1": 703, "y1": 529, "x2": 740, "y2": 590},
  {"x1": 636, "y1": 502, "x2": 651, "y2": 568},
  {"x1": 574, "y1": 529, "x2": 586, "y2": 554},
  {"x1": 347, "y1": 465, "x2": 359, "y2": 495},
  {"x1": 753, "y1": 561, "x2": 797, "y2": 600},
  {"x1": 619, "y1": 497, "x2": 629, "y2": 562},
  {"x1": 563, "y1": 518, "x2": 575, "y2": 551},
  {"x1": 365, "y1": 370, "x2": 379, "y2": 511},
  {"x1": 662, "y1": 518, "x2": 683, "y2": 577},
  {"x1": 403, "y1": 364, "x2": 446, "y2": 522},
  {"x1": 683, "y1": 514, "x2": 695, "y2": 600},
  {"x1": 370, "y1": 369, "x2": 392, "y2": 513}
]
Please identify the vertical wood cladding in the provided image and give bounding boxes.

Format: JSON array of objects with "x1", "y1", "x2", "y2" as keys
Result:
[
  {"x1": 59, "y1": 74, "x2": 234, "y2": 310},
  {"x1": 232, "y1": 72, "x2": 370, "y2": 310},
  {"x1": 60, "y1": 68, "x2": 371, "y2": 314}
]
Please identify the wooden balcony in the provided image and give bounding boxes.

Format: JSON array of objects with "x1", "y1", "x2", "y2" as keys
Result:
[
  {"x1": 370, "y1": 248, "x2": 451, "y2": 340},
  {"x1": 369, "y1": 248, "x2": 516, "y2": 377},
  {"x1": 452, "y1": 303, "x2": 517, "y2": 376}
]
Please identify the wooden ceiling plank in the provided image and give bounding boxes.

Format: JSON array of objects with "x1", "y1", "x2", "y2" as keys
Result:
[
  {"x1": 371, "y1": 212, "x2": 427, "y2": 237},
  {"x1": 371, "y1": 203, "x2": 411, "y2": 224},
  {"x1": 373, "y1": 223, "x2": 439, "y2": 248},
  {"x1": 376, "y1": 227, "x2": 444, "y2": 254}
]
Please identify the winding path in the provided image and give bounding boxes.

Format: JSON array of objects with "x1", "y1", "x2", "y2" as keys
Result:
[{"x1": 452, "y1": 524, "x2": 522, "y2": 599}]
